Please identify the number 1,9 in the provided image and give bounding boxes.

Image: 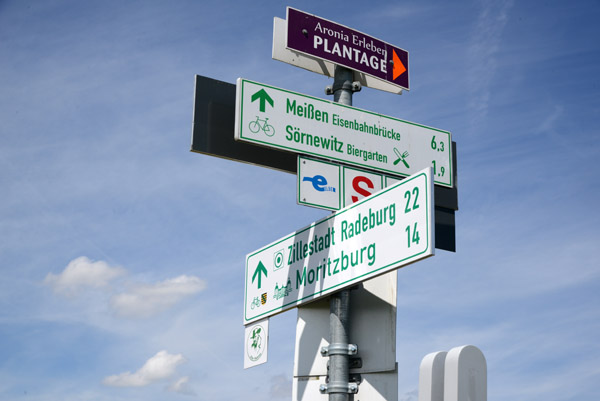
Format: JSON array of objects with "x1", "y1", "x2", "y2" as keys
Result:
[{"x1": 431, "y1": 160, "x2": 446, "y2": 177}]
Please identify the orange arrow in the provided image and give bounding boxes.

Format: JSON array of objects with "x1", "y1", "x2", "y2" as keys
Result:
[{"x1": 392, "y1": 49, "x2": 407, "y2": 80}]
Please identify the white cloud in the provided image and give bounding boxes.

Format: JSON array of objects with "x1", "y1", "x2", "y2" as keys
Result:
[
  {"x1": 110, "y1": 275, "x2": 206, "y2": 318},
  {"x1": 467, "y1": 0, "x2": 514, "y2": 122},
  {"x1": 168, "y1": 376, "x2": 196, "y2": 396},
  {"x1": 44, "y1": 256, "x2": 125, "y2": 295},
  {"x1": 103, "y1": 350, "x2": 186, "y2": 387}
]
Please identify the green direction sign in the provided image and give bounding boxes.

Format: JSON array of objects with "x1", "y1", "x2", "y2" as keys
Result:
[
  {"x1": 234, "y1": 78, "x2": 453, "y2": 187},
  {"x1": 243, "y1": 168, "x2": 435, "y2": 325}
]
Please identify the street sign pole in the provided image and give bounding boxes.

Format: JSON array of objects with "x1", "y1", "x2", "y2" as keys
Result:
[
  {"x1": 191, "y1": 8, "x2": 457, "y2": 400},
  {"x1": 326, "y1": 66, "x2": 356, "y2": 401}
]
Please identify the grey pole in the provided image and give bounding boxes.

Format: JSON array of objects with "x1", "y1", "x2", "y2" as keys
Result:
[
  {"x1": 322, "y1": 65, "x2": 360, "y2": 401},
  {"x1": 328, "y1": 65, "x2": 360, "y2": 106},
  {"x1": 328, "y1": 290, "x2": 352, "y2": 401}
]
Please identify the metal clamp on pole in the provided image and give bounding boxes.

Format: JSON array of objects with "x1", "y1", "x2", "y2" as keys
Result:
[
  {"x1": 319, "y1": 382, "x2": 359, "y2": 394},
  {"x1": 320, "y1": 343, "x2": 358, "y2": 357},
  {"x1": 325, "y1": 81, "x2": 362, "y2": 95}
]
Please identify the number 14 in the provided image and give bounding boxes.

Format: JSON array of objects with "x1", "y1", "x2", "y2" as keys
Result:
[{"x1": 405, "y1": 223, "x2": 420, "y2": 248}]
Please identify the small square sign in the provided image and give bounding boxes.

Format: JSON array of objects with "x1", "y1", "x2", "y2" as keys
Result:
[
  {"x1": 297, "y1": 156, "x2": 341, "y2": 211},
  {"x1": 342, "y1": 167, "x2": 384, "y2": 208},
  {"x1": 244, "y1": 318, "x2": 269, "y2": 369}
]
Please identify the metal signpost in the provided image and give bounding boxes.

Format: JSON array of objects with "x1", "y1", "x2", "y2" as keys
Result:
[
  {"x1": 234, "y1": 78, "x2": 453, "y2": 187},
  {"x1": 243, "y1": 166, "x2": 434, "y2": 325},
  {"x1": 191, "y1": 7, "x2": 459, "y2": 401}
]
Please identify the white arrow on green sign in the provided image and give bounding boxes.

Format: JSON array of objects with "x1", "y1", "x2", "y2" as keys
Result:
[
  {"x1": 243, "y1": 167, "x2": 434, "y2": 325},
  {"x1": 234, "y1": 78, "x2": 453, "y2": 187}
]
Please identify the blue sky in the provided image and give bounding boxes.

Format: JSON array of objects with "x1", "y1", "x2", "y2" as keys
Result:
[{"x1": 1, "y1": 0, "x2": 599, "y2": 400}]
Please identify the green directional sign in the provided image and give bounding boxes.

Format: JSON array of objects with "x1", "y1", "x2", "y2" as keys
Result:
[
  {"x1": 243, "y1": 167, "x2": 435, "y2": 325},
  {"x1": 235, "y1": 78, "x2": 453, "y2": 187}
]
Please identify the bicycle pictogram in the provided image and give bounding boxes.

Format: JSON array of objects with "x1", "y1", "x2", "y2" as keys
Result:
[{"x1": 249, "y1": 116, "x2": 275, "y2": 137}]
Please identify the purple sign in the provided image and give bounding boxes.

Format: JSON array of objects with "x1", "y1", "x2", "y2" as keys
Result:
[{"x1": 286, "y1": 7, "x2": 409, "y2": 91}]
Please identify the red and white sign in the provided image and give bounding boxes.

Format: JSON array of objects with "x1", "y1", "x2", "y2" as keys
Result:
[{"x1": 343, "y1": 168, "x2": 383, "y2": 207}]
